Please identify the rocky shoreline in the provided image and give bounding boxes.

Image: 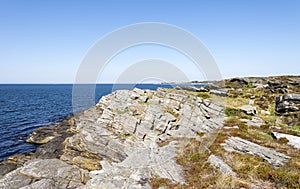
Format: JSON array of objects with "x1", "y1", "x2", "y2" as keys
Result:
[{"x1": 0, "y1": 75, "x2": 299, "y2": 188}]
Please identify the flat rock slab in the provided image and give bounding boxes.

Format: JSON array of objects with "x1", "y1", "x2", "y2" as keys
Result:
[
  {"x1": 83, "y1": 141, "x2": 184, "y2": 189},
  {"x1": 240, "y1": 117, "x2": 264, "y2": 127},
  {"x1": 271, "y1": 132, "x2": 300, "y2": 149},
  {"x1": 222, "y1": 137, "x2": 290, "y2": 168},
  {"x1": 208, "y1": 154, "x2": 236, "y2": 177},
  {"x1": 0, "y1": 159, "x2": 88, "y2": 189}
]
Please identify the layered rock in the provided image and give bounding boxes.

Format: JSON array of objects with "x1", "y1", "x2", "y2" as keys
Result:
[
  {"x1": 0, "y1": 159, "x2": 89, "y2": 189},
  {"x1": 275, "y1": 94, "x2": 300, "y2": 113},
  {"x1": 222, "y1": 137, "x2": 290, "y2": 168},
  {"x1": 59, "y1": 88, "x2": 225, "y2": 187},
  {"x1": 208, "y1": 154, "x2": 236, "y2": 177},
  {"x1": 271, "y1": 132, "x2": 300, "y2": 149}
]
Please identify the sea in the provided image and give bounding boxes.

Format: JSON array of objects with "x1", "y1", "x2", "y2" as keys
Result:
[{"x1": 0, "y1": 84, "x2": 179, "y2": 161}]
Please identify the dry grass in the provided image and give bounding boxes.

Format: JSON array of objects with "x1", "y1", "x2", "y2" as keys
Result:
[{"x1": 151, "y1": 81, "x2": 300, "y2": 188}]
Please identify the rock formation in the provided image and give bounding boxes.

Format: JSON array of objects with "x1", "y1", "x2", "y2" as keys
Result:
[{"x1": 1, "y1": 75, "x2": 299, "y2": 188}]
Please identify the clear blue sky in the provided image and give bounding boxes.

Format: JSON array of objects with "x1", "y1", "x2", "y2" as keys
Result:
[{"x1": 0, "y1": 0, "x2": 299, "y2": 83}]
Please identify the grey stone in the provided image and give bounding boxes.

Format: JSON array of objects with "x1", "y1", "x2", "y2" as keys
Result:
[
  {"x1": 261, "y1": 110, "x2": 270, "y2": 115},
  {"x1": 0, "y1": 169, "x2": 33, "y2": 189},
  {"x1": 240, "y1": 117, "x2": 264, "y2": 127},
  {"x1": 208, "y1": 154, "x2": 236, "y2": 177},
  {"x1": 275, "y1": 94, "x2": 300, "y2": 113},
  {"x1": 83, "y1": 141, "x2": 183, "y2": 189},
  {"x1": 239, "y1": 105, "x2": 257, "y2": 115},
  {"x1": 19, "y1": 179, "x2": 57, "y2": 189},
  {"x1": 222, "y1": 137, "x2": 290, "y2": 168},
  {"x1": 175, "y1": 86, "x2": 209, "y2": 92},
  {"x1": 271, "y1": 132, "x2": 300, "y2": 149},
  {"x1": 210, "y1": 89, "x2": 227, "y2": 97}
]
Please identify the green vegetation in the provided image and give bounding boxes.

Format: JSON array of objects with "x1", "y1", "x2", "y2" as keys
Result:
[
  {"x1": 196, "y1": 92, "x2": 210, "y2": 99},
  {"x1": 152, "y1": 77, "x2": 300, "y2": 188},
  {"x1": 112, "y1": 108, "x2": 129, "y2": 115},
  {"x1": 246, "y1": 82, "x2": 254, "y2": 88}
]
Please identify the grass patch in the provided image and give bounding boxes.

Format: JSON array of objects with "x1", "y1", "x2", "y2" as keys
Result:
[
  {"x1": 196, "y1": 92, "x2": 210, "y2": 99},
  {"x1": 117, "y1": 133, "x2": 131, "y2": 139},
  {"x1": 226, "y1": 97, "x2": 248, "y2": 108},
  {"x1": 224, "y1": 107, "x2": 252, "y2": 119},
  {"x1": 112, "y1": 108, "x2": 129, "y2": 115}
]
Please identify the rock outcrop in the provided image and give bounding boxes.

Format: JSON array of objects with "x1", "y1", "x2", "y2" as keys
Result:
[
  {"x1": 271, "y1": 132, "x2": 300, "y2": 149},
  {"x1": 275, "y1": 94, "x2": 300, "y2": 113},
  {"x1": 239, "y1": 105, "x2": 257, "y2": 116},
  {"x1": 1, "y1": 75, "x2": 299, "y2": 188},
  {"x1": 208, "y1": 154, "x2": 236, "y2": 177},
  {"x1": 0, "y1": 159, "x2": 89, "y2": 189},
  {"x1": 222, "y1": 137, "x2": 290, "y2": 168},
  {"x1": 60, "y1": 88, "x2": 224, "y2": 187},
  {"x1": 0, "y1": 87, "x2": 225, "y2": 188}
]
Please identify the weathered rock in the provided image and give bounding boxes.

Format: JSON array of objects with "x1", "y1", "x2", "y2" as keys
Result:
[
  {"x1": 208, "y1": 154, "x2": 236, "y2": 177},
  {"x1": 0, "y1": 87, "x2": 228, "y2": 188},
  {"x1": 0, "y1": 163, "x2": 17, "y2": 176},
  {"x1": 83, "y1": 141, "x2": 184, "y2": 189},
  {"x1": 240, "y1": 117, "x2": 264, "y2": 127},
  {"x1": 271, "y1": 132, "x2": 300, "y2": 149},
  {"x1": 26, "y1": 115, "x2": 75, "y2": 145},
  {"x1": 19, "y1": 179, "x2": 57, "y2": 189},
  {"x1": 227, "y1": 78, "x2": 249, "y2": 88},
  {"x1": 239, "y1": 105, "x2": 257, "y2": 115},
  {"x1": 175, "y1": 86, "x2": 209, "y2": 92},
  {"x1": 210, "y1": 89, "x2": 227, "y2": 97},
  {"x1": 261, "y1": 110, "x2": 270, "y2": 115},
  {"x1": 0, "y1": 159, "x2": 88, "y2": 189},
  {"x1": 0, "y1": 169, "x2": 33, "y2": 189},
  {"x1": 222, "y1": 137, "x2": 290, "y2": 168},
  {"x1": 275, "y1": 94, "x2": 300, "y2": 113}
]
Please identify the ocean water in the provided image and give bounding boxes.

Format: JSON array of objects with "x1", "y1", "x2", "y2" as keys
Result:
[{"x1": 0, "y1": 84, "x2": 175, "y2": 161}]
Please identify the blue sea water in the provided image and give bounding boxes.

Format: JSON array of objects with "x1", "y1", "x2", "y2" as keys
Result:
[{"x1": 0, "y1": 84, "x2": 176, "y2": 161}]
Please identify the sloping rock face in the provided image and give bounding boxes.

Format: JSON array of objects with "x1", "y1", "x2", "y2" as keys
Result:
[
  {"x1": 60, "y1": 88, "x2": 225, "y2": 188},
  {"x1": 222, "y1": 137, "x2": 290, "y2": 168},
  {"x1": 0, "y1": 87, "x2": 224, "y2": 188}
]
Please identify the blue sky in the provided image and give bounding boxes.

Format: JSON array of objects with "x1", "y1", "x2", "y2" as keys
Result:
[{"x1": 0, "y1": 0, "x2": 299, "y2": 83}]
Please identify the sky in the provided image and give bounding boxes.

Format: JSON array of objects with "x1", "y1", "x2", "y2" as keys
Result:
[{"x1": 0, "y1": 0, "x2": 299, "y2": 83}]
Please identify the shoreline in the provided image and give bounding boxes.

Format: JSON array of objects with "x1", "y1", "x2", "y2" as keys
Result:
[{"x1": 0, "y1": 75, "x2": 299, "y2": 188}]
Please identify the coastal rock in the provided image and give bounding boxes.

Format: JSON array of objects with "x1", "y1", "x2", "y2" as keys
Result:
[
  {"x1": 0, "y1": 159, "x2": 88, "y2": 189},
  {"x1": 271, "y1": 132, "x2": 300, "y2": 149},
  {"x1": 222, "y1": 137, "x2": 290, "y2": 168},
  {"x1": 175, "y1": 85, "x2": 209, "y2": 92},
  {"x1": 210, "y1": 89, "x2": 227, "y2": 97},
  {"x1": 60, "y1": 88, "x2": 224, "y2": 186},
  {"x1": 208, "y1": 154, "x2": 236, "y2": 177},
  {"x1": 227, "y1": 78, "x2": 249, "y2": 88},
  {"x1": 83, "y1": 141, "x2": 184, "y2": 189}
]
